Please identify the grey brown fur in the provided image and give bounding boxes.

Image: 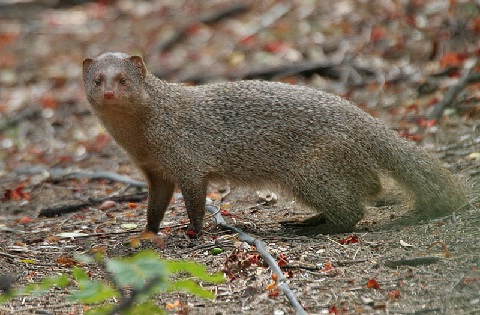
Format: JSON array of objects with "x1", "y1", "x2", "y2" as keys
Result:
[{"x1": 82, "y1": 52, "x2": 468, "y2": 234}]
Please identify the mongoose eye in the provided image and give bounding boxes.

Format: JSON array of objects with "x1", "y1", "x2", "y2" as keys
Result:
[
  {"x1": 119, "y1": 77, "x2": 127, "y2": 85},
  {"x1": 94, "y1": 79, "x2": 102, "y2": 86}
]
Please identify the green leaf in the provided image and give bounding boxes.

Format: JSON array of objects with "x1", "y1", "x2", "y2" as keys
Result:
[
  {"x1": 0, "y1": 291, "x2": 15, "y2": 303},
  {"x1": 23, "y1": 274, "x2": 70, "y2": 296},
  {"x1": 70, "y1": 267, "x2": 118, "y2": 304},
  {"x1": 85, "y1": 304, "x2": 114, "y2": 315},
  {"x1": 106, "y1": 250, "x2": 167, "y2": 290},
  {"x1": 129, "y1": 301, "x2": 165, "y2": 315},
  {"x1": 72, "y1": 267, "x2": 90, "y2": 282},
  {"x1": 211, "y1": 248, "x2": 223, "y2": 255},
  {"x1": 1, "y1": 274, "x2": 70, "y2": 304},
  {"x1": 1, "y1": 250, "x2": 223, "y2": 313},
  {"x1": 167, "y1": 279, "x2": 215, "y2": 299},
  {"x1": 85, "y1": 300, "x2": 164, "y2": 315},
  {"x1": 165, "y1": 261, "x2": 224, "y2": 283},
  {"x1": 70, "y1": 280, "x2": 118, "y2": 304}
]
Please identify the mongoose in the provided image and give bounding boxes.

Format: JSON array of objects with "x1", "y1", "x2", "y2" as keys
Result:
[{"x1": 82, "y1": 52, "x2": 468, "y2": 235}]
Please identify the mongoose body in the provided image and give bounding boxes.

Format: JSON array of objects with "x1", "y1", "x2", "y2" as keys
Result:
[{"x1": 83, "y1": 52, "x2": 467, "y2": 234}]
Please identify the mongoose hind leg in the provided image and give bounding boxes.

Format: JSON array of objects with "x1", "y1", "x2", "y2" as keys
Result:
[
  {"x1": 287, "y1": 176, "x2": 368, "y2": 235},
  {"x1": 282, "y1": 212, "x2": 360, "y2": 235},
  {"x1": 179, "y1": 178, "x2": 208, "y2": 234},
  {"x1": 144, "y1": 170, "x2": 175, "y2": 234}
]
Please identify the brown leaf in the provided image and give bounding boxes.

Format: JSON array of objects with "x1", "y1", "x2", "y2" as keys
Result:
[
  {"x1": 277, "y1": 253, "x2": 289, "y2": 267},
  {"x1": 339, "y1": 235, "x2": 359, "y2": 245},
  {"x1": 57, "y1": 256, "x2": 77, "y2": 267},
  {"x1": 367, "y1": 278, "x2": 381, "y2": 290}
]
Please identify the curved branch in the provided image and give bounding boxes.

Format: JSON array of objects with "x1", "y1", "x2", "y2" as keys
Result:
[{"x1": 205, "y1": 205, "x2": 307, "y2": 315}]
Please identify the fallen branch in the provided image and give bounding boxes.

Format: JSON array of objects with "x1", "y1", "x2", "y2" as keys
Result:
[
  {"x1": 205, "y1": 205, "x2": 307, "y2": 315},
  {"x1": 428, "y1": 57, "x2": 479, "y2": 121},
  {"x1": 14, "y1": 166, "x2": 147, "y2": 188},
  {"x1": 155, "y1": 2, "x2": 292, "y2": 81},
  {"x1": 384, "y1": 256, "x2": 440, "y2": 268},
  {"x1": 150, "y1": 2, "x2": 250, "y2": 54},
  {"x1": 0, "y1": 252, "x2": 17, "y2": 260},
  {"x1": 61, "y1": 171, "x2": 146, "y2": 188},
  {"x1": 467, "y1": 72, "x2": 480, "y2": 84},
  {"x1": 336, "y1": 258, "x2": 368, "y2": 266},
  {"x1": 281, "y1": 264, "x2": 320, "y2": 272},
  {"x1": 178, "y1": 60, "x2": 341, "y2": 84},
  {"x1": 38, "y1": 192, "x2": 148, "y2": 217}
]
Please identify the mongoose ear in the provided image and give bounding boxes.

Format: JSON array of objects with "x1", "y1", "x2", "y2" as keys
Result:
[
  {"x1": 82, "y1": 58, "x2": 94, "y2": 76},
  {"x1": 129, "y1": 56, "x2": 147, "y2": 80}
]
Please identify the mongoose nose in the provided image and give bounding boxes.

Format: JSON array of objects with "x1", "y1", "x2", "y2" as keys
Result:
[{"x1": 104, "y1": 91, "x2": 115, "y2": 99}]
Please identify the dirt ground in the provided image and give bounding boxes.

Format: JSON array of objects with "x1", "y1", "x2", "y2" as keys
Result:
[{"x1": 1, "y1": 1, "x2": 480, "y2": 314}]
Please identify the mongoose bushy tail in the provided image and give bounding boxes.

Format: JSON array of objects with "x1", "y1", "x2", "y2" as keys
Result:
[
  {"x1": 82, "y1": 52, "x2": 468, "y2": 235},
  {"x1": 369, "y1": 123, "x2": 467, "y2": 219}
]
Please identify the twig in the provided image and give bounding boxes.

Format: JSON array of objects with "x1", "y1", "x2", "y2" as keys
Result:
[
  {"x1": 38, "y1": 192, "x2": 148, "y2": 217},
  {"x1": 157, "y1": 2, "x2": 292, "y2": 82},
  {"x1": 14, "y1": 166, "x2": 147, "y2": 188},
  {"x1": 428, "y1": 57, "x2": 479, "y2": 121},
  {"x1": 240, "y1": 2, "x2": 292, "y2": 41},
  {"x1": 92, "y1": 254, "x2": 162, "y2": 315},
  {"x1": 206, "y1": 205, "x2": 307, "y2": 315},
  {"x1": 281, "y1": 264, "x2": 320, "y2": 271},
  {"x1": 0, "y1": 251, "x2": 17, "y2": 260},
  {"x1": 197, "y1": 2, "x2": 250, "y2": 25},
  {"x1": 336, "y1": 258, "x2": 368, "y2": 266},
  {"x1": 177, "y1": 60, "x2": 341, "y2": 84},
  {"x1": 384, "y1": 256, "x2": 440, "y2": 268},
  {"x1": 467, "y1": 72, "x2": 480, "y2": 84},
  {"x1": 68, "y1": 229, "x2": 145, "y2": 239},
  {"x1": 150, "y1": 2, "x2": 250, "y2": 54}
]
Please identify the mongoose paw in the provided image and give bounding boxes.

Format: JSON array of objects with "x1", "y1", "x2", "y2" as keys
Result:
[
  {"x1": 285, "y1": 224, "x2": 355, "y2": 236},
  {"x1": 144, "y1": 226, "x2": 160, "y2": 235},
  {"x1": 281, "y1": 214, "x2": 328, "y2": 228},
  {"x1": 281, "y1": 214, "x2": 354, "y2": 235}
]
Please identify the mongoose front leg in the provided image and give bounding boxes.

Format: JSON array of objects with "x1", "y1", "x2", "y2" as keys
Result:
[
  {"x1": 143, "y1": 170, "x2": 175, "y2": 233},
  {"x1": 179, "y1": 179, "x2": 207, "y2": 234}
]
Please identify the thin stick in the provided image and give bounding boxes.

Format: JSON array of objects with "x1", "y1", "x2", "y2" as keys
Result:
[
  {"x1": 38, "y1": 192, "x2": 148, "y2": 217},
  {"x1": 428, "y1": 57, "x2": 479, "y2": 121},
  {"x1": 14, "y1": 166, "x2": 147, "y2": 188},
  {"x1": 206, "y1": 205, "x2": 307, "y2": 315}
]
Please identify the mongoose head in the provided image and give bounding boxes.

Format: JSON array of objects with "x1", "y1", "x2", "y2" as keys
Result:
[{"x1": 82, "y1": 52, "x2": 148, "y2": 114}]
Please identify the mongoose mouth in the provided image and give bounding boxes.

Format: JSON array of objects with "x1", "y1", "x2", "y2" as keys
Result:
[{"x1": 92, "y1": 99, "x2": 130, "y2": 115}]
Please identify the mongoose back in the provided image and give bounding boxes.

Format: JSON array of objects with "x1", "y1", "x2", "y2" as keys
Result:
[{"x1": 82, "y1": 52, "x2": 467, "y2": 235}]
